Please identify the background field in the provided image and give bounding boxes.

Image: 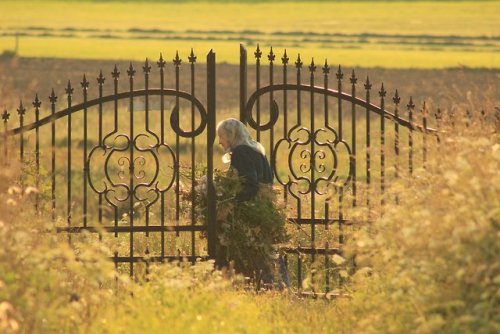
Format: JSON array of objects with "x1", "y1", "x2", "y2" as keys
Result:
[{"x1": 0, "y1": 0, "x2": 498, "y2": 68}]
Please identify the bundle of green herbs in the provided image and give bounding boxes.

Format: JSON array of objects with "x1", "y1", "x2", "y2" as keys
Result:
[{"x1": 180, "y1": 166, "x2": 288, "y2": 280}]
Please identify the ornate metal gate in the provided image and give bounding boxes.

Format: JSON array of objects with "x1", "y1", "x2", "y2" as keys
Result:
[
  {"x1": 1, "y1": 45, "x2": 437, "y2": 295},
  {"x1": 240, "y1": 44, "x2": 436, "y2": 295},
  {"x1": 2, "y1": 50, "x2": 217, "y2": 277}
]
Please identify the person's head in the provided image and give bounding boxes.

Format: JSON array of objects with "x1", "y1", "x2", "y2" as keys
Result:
[
  {"x1": 216, "y1": 118, "x2": 265, "y2": 162},
  {"x1": 216, "y1": 118, "x2": 248, "y2": 151}
]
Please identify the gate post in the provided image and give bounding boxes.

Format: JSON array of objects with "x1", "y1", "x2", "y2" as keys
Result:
[
  {"x1": 206, "y1": 50, "x2": 217, "y2": 260},
  {"x1": 239, "y1": 44, "x2": 247, "y2": 124}
]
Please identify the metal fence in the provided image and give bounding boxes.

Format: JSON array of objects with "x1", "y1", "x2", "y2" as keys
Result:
[
  {"x1": 1, "y1": 45, "x2": 439, "y2": 295},
  {"x1": 239, "y1": 44, "x2": 438, "y2": 295}
]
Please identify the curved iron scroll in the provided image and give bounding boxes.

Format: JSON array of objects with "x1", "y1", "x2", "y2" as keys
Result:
[
  {"x1": 272, "y1": 126, "x2": 352, "y2": 198},
  {"x1": 244, "y1": 84, "x2": 437, "y2": 134},
  {"x1": 5, "y1": 89, "x2": 208, "y2": 137}
]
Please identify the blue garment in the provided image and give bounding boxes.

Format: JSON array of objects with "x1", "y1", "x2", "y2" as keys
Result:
[
  {"x1": 229, "y1": 145, "x2": 273, "y2": 202},
  {"x1": 229, "y1": 144, "x2": 289, "y2": 288}
]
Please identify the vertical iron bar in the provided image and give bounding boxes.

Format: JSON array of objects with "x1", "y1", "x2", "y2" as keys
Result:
[
  {"x1": 407, "y1": 97, "x2": 415, "y2": 175},
  {"x1": 128, "y1": 63, "x2": 135, "y2": 277},
  {"x1": 157, "y1": 54, "x2": 166, "y2": 258},
  {"x1": 206, "y1": 50, "x2": 217, "y2": 260},
  {"x1": 174, "y1": 52, "x2": 181, "y2": 237},
  {"x1": 268, "y1": 47, "x2": 275, "y2": 164},
  {"x1": 350, "y1": 71, "x2": 357, "y2": 207},
  {"x1": 282, "y1": 50, "x2": 289, "y2": 204},
  {"x1": 158, "y1": 54, "x2": 166, "y2": 143},
  {"x1": 322, "y1": 60, "x2": 329, "y2": 135},
  {"x1": 309, "y1": 59, "x2": 316, "y2": 266},
  {"x1": 393, "y1": 90, "x2": 401, "y2": 205},
  {"x1": 82, "y1": 76, "x2": 89, "y2": 227},
  {"x1": 379, "y1": 84, "x2": 386, "y2": 206},
  {"x1": 97, "y1": 71, "x2": 104, "y2": 144},
  {"x1": 337, "y1": 67, "x2": 345, "y2": 288},
  {"x1": 293, "y1": 55, "x2": 303, "y2": 287},
  {"x1": 143, "y1": 59, "x2": 151, "y2": 237},
  {"x1": 49, "y1": 90, "x2": 57, "y2": 221},
  {"x1": 324, "y1": 202, "x2": 330, "y2": 293},
  {"x1": 112, "y1": 66, "x2": 120, "y2": 237},
  {"x1": 337, "y1": 66, "x2": 343, "y2": 139},
  {"x1": 66, "y1": 81, "x2": 73, "y2": 240},
  {"x1": 2, "y1": 110, "x2": 9, "y2": 165},
  {"x1": 240, "y1": 44, "x2": 247, "y2": 124},
  {"x1": 189, "y1": 49, "x2": 197, "y2": 264},
  {"x1": 17, "y1": 101, "x2": 25, "y2": 163},
  {"x1": 338, "y1": 187, "x2": 344, "y2": 288},
  {"x1": 364, "y1": 78, "x2": 372, "y2": 207},
  {"x1": 97, "y1": 71, "x2": 105, "y2": 239},
  {"x1": 295, "y1": 54, "x2": 303, "y2": 220},
  {"x1": 33, "y1": 95, "x2": 41, "y2": 213},
  {"x1": 161, "y1": 192, "x2": 165, "y2": 261},
  {"x1": 422, "y1": 102, "x2": 428, "y2": 168},
  {"x1": 255, "y1": 44, "x2": 262, "y2": 142}
]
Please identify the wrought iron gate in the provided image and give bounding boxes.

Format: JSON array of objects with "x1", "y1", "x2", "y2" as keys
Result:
[
  {"x1": 1, "y1": 45, "x2": 437, "y2": 295},
  {"x1": 2, "y1": 50, "x2": 217, "y2": 277},
  {"x1": 239, "y1": 44, "x2": 436, "y2": 295}
]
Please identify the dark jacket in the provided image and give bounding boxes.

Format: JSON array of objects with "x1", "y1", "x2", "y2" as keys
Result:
[{"x1": 230, "y1": 145, "x2": 273, "y2": 202}]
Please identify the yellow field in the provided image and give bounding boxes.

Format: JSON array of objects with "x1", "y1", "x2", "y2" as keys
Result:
[{"x1": 0, "y1": 0, "x2": 498, "y2": 68}]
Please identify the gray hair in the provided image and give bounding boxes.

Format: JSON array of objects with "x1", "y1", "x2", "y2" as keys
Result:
[{"x1": 216, "y1": 118, "x2": 265, "y2": 163}]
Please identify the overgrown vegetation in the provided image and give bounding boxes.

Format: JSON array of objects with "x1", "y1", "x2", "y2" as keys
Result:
[{"x1": 0, "y1": 111, "x2": 498, "y2": 332}]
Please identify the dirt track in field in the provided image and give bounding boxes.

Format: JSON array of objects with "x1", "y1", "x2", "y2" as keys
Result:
[{"x1": 0, "y1": 56, "x2": 498, "y2": 119}]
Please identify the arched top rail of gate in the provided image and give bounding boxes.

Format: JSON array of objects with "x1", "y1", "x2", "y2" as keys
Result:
[
  {"x1": 3, "y1": 89, "x2": 208, "y2": 138},
  {"x1": 1, "y1": 50, "x2": 216, "y2": 141},
  {"x1": 239, "y1": 43, "x2": 439, "y2": 137},
  {"x1": 244, "y1": 84, "x2": 437, "y2": 134}
]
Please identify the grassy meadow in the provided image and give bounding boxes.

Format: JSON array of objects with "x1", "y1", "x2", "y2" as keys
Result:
[
  {"x1": 0, "y1": 1, "x2": 499, "y2": 333},
  {"x1": 0, "y1": 110, "x2": 498, "y2": 333},
  {"x1": 0, "y1": 0, "x2": 498, "y2": 68}
]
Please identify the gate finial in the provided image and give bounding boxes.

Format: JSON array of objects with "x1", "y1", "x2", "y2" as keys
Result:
[
  {"x1": 17, "y1": 100, "x2": 26, "y2": 117},
  {"x1": 350, "y1": 70, "x2": 357, "y2": 85},
  {"x1": 379, "y1": 83, "x2": 386, "y2": 98},
  {"x1": 111, "y1": 65, "x2": 120, "y2": 80},
  {"x1": 157, "y1": 53, "x2": 166, "y2": 68},
  {"x1": 407, "y1": 96, "x2": 415, "y2": 111},
  {"x1": 188, "y1": 48, "x2": 197, "y2": 63},
  {"x1": 295, "y1": 54, "x2": 303, "y2": 68},
  {"x1": 32, "y1": 94, "x2": 42, "y2": 109},
  {"x1": 49, "y1": 88, "x2": 57, "y2": 103},
  {"x1": 364, "y1": 76, "x2": 372, "y2": 90},
  {"x1": 268, "y1": 47, "x2": 275, "y2": 63},
  {"x1": 65, "y1": 81, "x2": 74, "y2": 96},
  {"x1": 336, "y1": 65, "x2": 343, "y2": 80},
  {"x1": 97, "y1": 70, "x2": 105, "y2": 85},
  {"x1": 308, "y1": 58, "x2": 316, "y2": 73},
  {"x1": 127, "y1": 63, "x2": 136, "y2": 78},
  {"x1": 393, "y1": 90, "x2": 401, "y2": 105},
  {"x1": 143, "y1": 58, "x2": 151, "y2": 73},
  {"x1": 254, "y1": 44, "x2": 262, "y2": 59},
  {"x1": 81, "y1": 75, "x2": 89, "y2": 90},
  {"x1": 281, "y1": 49, "x2": 289, "y2": 65},
  {"x1": 173, "y1": 51, "x2": 182, "y2": 66},
  {"x1": 322, "y1": 59, "x2": 330, "y2": 75},
  {"x1": 2, "y1": 109, "x2": 10, "y2": 123}
]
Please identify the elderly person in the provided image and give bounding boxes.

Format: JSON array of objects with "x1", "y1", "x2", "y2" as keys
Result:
[{"x1": 216, "y1": 118, "x2": 289, "y2": 288}]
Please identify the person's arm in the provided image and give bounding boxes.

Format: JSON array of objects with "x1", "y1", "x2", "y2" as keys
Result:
[{"x1": 230, "y1": 147, "x2": 259, "y2": 202}]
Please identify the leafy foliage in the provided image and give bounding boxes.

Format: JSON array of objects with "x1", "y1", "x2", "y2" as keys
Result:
[{"x1": 181, "y1": 167, "x2": 288, "y2": 281}]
